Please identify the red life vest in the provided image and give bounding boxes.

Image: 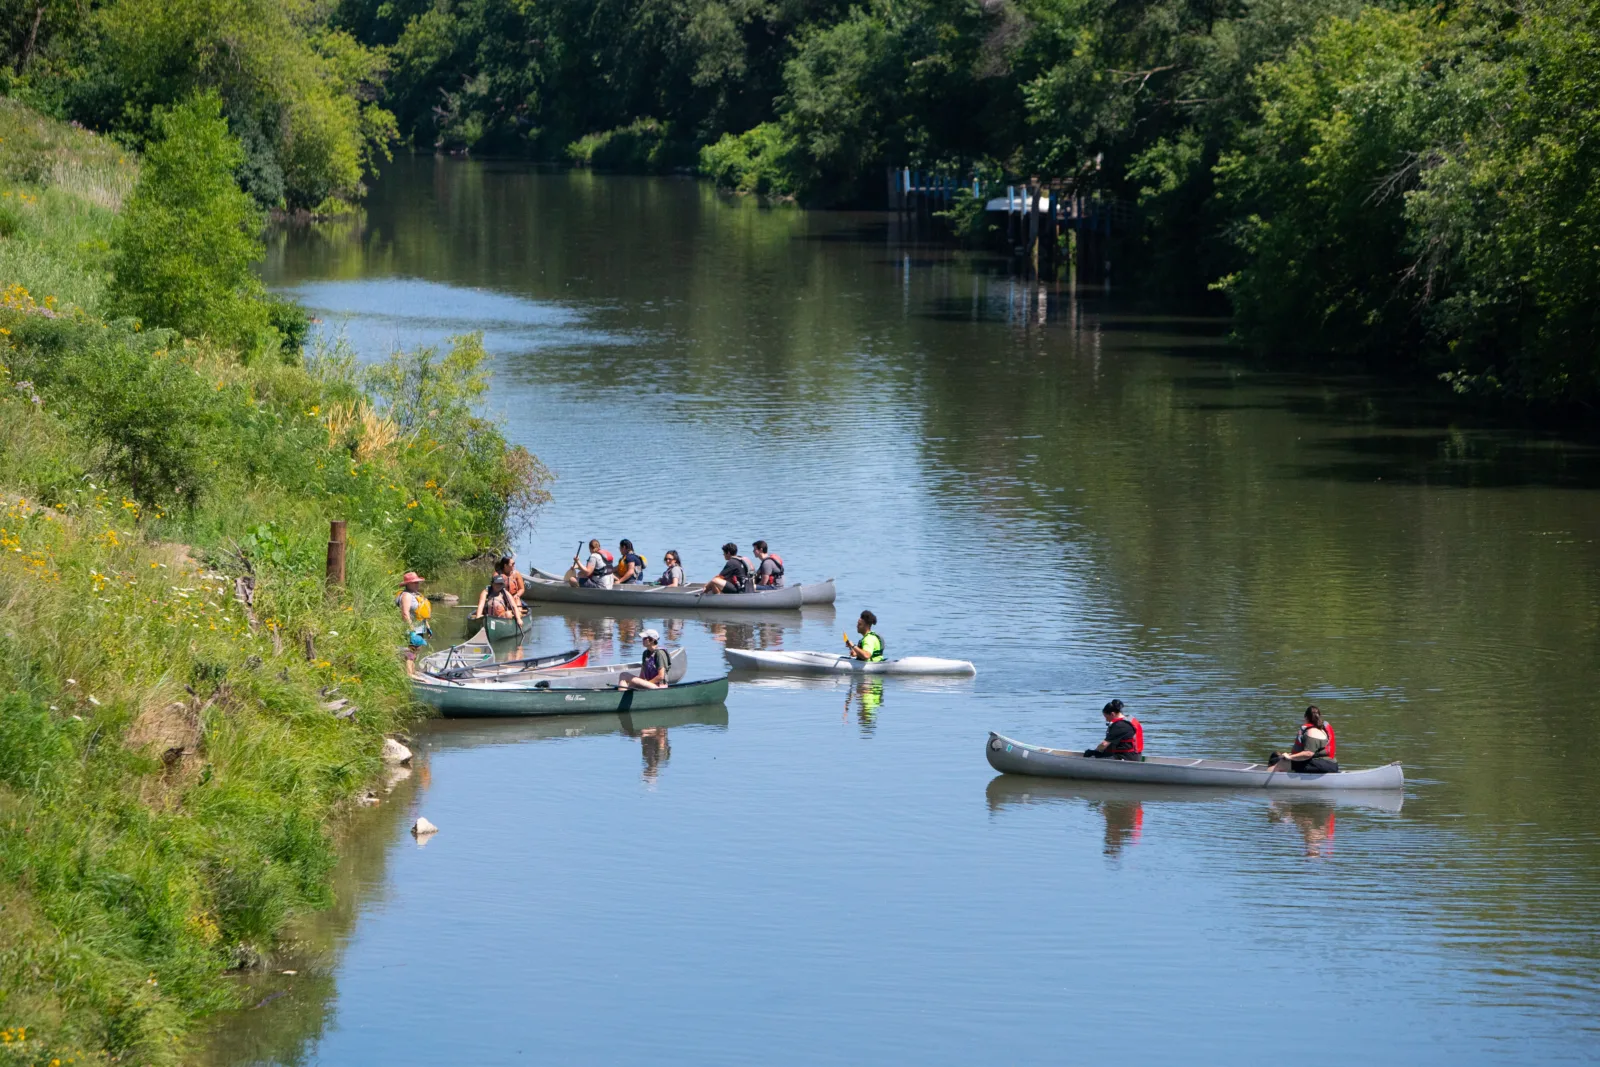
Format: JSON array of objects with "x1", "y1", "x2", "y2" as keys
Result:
[
  {"x1": 1109, "y1": 715, "x2": 1144, "y2": 757},
  {"x1": 1325, "y1": 722, "x2": 1336, "y2": 758},
  {"x1": 1296, "y1": 723, "x2": 1334, "y2": 758},
  {"x1": 756, "y1": 553, "x2": 785, "y2": 586}
]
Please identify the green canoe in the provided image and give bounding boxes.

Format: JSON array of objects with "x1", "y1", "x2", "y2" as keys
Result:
[
  {"x1": 415, "y1": 675, "x2": 730, "y2": 718},
  {"x1": 464, "y1": 613, "x2": 525, "y2": 641}
]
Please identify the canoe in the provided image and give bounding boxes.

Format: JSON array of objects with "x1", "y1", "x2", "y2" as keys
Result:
[
  {"x1": 723, "y1": 648, "x2": 976, "y2": 676},
  {"x1": 985, "y1": 732, "x2": 1404, "y2": 790},
  {"x1": 419, "y1": 637, "x2": 586, "y2": 677},
  {"x1": 424, "y1": 648, "x2": 685, "y2": 687},
  {"x1": 522, "y1": 598, "x2": 838, "y2": 629},
  {"x1": 416, "y1": 675, "x2": 730, "y2": 718},
  {"x1": 523, "y1": 567, "x2": 833, "y2": 611},
  {"x1": 464, "y1": 613, "x2": 525, "y2": 641}
]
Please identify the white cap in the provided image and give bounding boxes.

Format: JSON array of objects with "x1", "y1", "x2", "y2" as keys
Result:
[{"x1": 641, "y1": 629, "x2": 661, "y2": 643}]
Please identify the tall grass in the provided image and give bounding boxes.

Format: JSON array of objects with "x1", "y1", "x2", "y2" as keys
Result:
[{"x1": 0, "y1": 100, "x2": 546, "y2": 1064}]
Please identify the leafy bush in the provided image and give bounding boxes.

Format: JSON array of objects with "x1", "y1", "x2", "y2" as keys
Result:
[
  {"x1": 107, "y1": 92, "x2": 276, "y2": 357},
  {"x1": 566, "y1": 119, "x2": 692, "y2": 172},
  {"x1": 699, "y1": 123, "x2": 800, "y2": 197}
]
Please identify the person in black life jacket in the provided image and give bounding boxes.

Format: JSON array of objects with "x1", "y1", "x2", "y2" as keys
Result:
[
  {"x1": 568, "y1": 538, "x2": 614, "y2": 588},
  {"x1": 1084, "y1": 699, "x2": 1144, "y2": 760},
  {"x1": 1267, "y1": 705, "x2": 1339, "y2": 774},
  {"x1": 617, "y1": 630, "x2": 672, "y2": 690},
  {"x1": 705, "y1": 542, "x2": 751, "y2": 594},
  {"x1": 845, "y1": 610, "x2": 884, "y2": 661},
  {"x1": 475, "y1": 573, "x2": 524, "y2": 623},
  {"x1": 751, "y1": 540, "x2": 785, "y2": 588}
]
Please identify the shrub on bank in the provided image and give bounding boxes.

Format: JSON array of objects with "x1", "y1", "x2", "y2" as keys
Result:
[
  {"x1": 0, "y1": 99, "x2": 549, "y2": 1062},
  {"x1": 566, "y1": 119, "x2": 693, "y2": 172}
]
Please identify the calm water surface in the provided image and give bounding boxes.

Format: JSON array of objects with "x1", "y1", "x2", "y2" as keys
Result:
[{"x1": 201, "y1": 158, "x2": 1600, "y2": 1065}]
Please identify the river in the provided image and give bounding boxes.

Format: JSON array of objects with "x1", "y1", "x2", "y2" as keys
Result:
[{"x1": 198, "y1": 157, "x2": 1600, "y2": 1065}]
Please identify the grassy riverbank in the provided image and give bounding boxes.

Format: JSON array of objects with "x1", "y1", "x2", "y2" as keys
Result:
[{"x1": 0, "y1": 98, "x2": 543, "y2": 1065}]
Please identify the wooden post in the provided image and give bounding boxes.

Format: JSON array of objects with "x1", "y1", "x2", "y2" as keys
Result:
[
  {"x1": 1027, "y1": 183, "x2": 1040, "y2": 272},
  {"x1": 326, "y1": 520, "x2": 347, "y2": 587}
]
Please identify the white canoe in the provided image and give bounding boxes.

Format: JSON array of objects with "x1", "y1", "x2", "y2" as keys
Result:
[
  {"x1": 986, "y1": 732, "x2": 1404, "y2": 790},
  {"x1": 724, "y1": 648, "x2": 976, "y2": 676}
]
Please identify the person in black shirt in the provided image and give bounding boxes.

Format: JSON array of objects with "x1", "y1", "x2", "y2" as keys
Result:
[
  {"x1": 705, "y1": 542, "x2": 751, "y2": 594},
  {"x1": 1085, "y1": 699, "x2": 1140, "y2": 760}
]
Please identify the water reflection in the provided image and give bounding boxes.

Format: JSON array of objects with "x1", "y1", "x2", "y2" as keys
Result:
[{"x1": 844, "y1": 678, "x2": 884, "y2": 737}]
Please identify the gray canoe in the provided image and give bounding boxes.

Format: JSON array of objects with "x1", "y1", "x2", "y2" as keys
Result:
[
  {"x1": 419, "y1": 638, "x2": 587, "y2": 679},
  {"x1": 523, "y1": 567, "x2": 834, "y2": 610},
  {"x1": 986, "y1": 732, "x2": 1404, "y2": 790},
  {"x1": 416, "y1": 675, "x2": 729, "y2": 718}
]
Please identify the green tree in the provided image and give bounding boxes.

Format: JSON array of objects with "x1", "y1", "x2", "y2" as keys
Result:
[{"x1": 107, "y1": 91, "x2": 275, "y2": 355}]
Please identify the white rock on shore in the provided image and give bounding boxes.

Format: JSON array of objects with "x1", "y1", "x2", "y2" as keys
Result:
[
  {"x1": 381, "y1": 737, "x2": 412, "y2": 764},
  {"x1": 411, "y1": 816, "x2": 438, "y2": 836}
]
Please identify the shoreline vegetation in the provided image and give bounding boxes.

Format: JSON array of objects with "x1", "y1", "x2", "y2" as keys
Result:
[
  {"x1": 2, "y1": 2, "x2": 1596, "y2": 405},
  {"x1": 0, "y1": 96, "x2": 548, "y2": 1064}
]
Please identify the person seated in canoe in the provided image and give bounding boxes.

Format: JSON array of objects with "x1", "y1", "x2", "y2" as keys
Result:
[
  {"x1": 614, "y1": 539, "x2": 648, "y2": 584},
  {"x1": 502, "y1": 553, "x2": 527, "y2": 599},
  {"x1": 752, "y1": 540, "x2": 785, "y2": 588},
  {"x1": 1084, "y1": 699, "x2": 1144, "y2": 760},
  {"x1": 704, "y1": 542, "x2": 751, "y2": 594},
  {"x1": 1267, "y1": 706, "x2": 1339, "y2": 774},
  {"x1": 475, "y1": 573, "x2": 524, "y2": 623},
  {"x1": 616, "y1": 629, "x2": 672, "y2": 690},
  {"x1": 844, "y1": 610, "x2": 884, "y2": 661},
  {"x1": 656, "y1": 549, "x2": 686, "y2": 587},
  {"x1": 568, "y1": 539, "x2": 616, "y2": 588}
]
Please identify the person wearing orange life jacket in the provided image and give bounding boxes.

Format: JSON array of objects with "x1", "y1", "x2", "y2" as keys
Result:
[
  {"x1": 1084, "y1": 699, "x2": 1144, "y2": 761},
  {"x1": 751, "y1": 540, "x2": 785, "y2": 588},
  {"x1": 395, "y1": 571, "x2": 431, "y2": 676},
  {"x1": 1267, "y1": 705, "x2": 1339, "y2": 774}
]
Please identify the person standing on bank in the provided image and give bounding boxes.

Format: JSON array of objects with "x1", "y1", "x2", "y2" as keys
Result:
[
  {"x1": 844, "y1": 610, "x2": 884, "y2": 662},
  {"x1": 1085, "y1": 699, "x2": 1144, "y2": 760},
  {"x1": 396, "y1": 571, "x2": 430, "y2": 676},
  {"x1": 705, "y1": 543, "x2": 751, "y2": 594},
  {"x1": 1267, "y1": 706, "x2": 1339, "y2": 774},
  {"x1": 752, "y1": 541, "x2": 785, "y2": 587}
]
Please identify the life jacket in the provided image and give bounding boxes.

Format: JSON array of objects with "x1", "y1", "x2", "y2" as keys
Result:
[
  {"x1": 399, "y1": 591, "x2": 432, "y2": 621},
  {"x1": 756, "y1": 553, "x2": 785, "y2": 586},
  {"x1": 725, "y1": 556, "x2": 751, "y2": 592},
  {"x1": 618, "y1": 552, "x2": 646, "y2": 582},
  {"x1": 1325, "y1": 721, "x2": 1336, "y2": 758},
  {"x1": 860, "y1": 630, "x2": 884, "y2": 661},
  {"x1": 1296, "y1": 724, "x2": 1332, "y2": 758},
  {"x1": 1108, "y1": 715, "x2": 1143, "y2": 757},
  {"x1": 590, "y1": 549, "x2": 615, "y2": 578}
]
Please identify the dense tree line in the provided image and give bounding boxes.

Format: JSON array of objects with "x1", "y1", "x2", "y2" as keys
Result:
[{"x1": 2, "y1": 0, "x2": 1595, "y2": 400}]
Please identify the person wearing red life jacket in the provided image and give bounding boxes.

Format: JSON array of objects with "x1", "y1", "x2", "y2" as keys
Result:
[
  {"x1": 1267, "y1": 705, "x2": 1339, "y2": 774},
  {"x1": 1084, "y1": 699, "x2": 1144, "y2": 761},
  {"x1": 752, "y1": 540, "x2": 785, "y2": 588}
]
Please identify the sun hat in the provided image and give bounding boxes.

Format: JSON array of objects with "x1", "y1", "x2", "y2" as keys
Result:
[
  {"x1": 402, "y1": 571, "x2": 425, "y2": 584},
  {"x1": 641, "y1": 628, "x2": 661, "y2": 643}
]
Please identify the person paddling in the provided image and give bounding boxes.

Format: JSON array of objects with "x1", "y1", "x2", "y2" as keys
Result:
[
  {"x1": 844, "y1": 610, "x2": 884, "y2": 662},
  {"x1": 705, "y1": 543, "x2": 751, "y2": 594},
  {"x1": 1267, "y1": 706, "x2": 1339, "y2": 774},
  {"x1": 752, "y1": 540, "x2": 785, "y2": 588},
  {"x1": 617, "y1": 629, "x2": 672, "y2": 690},
  {"x1": 475, "y1": 572, "x2": 523, "y2": 624},
  {"x1": 568, "y1": 539, "x2": 615, "y2": 588},
  {"x1": 1084, "y1": 699, "x2": 1144, "y2": 761}
]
